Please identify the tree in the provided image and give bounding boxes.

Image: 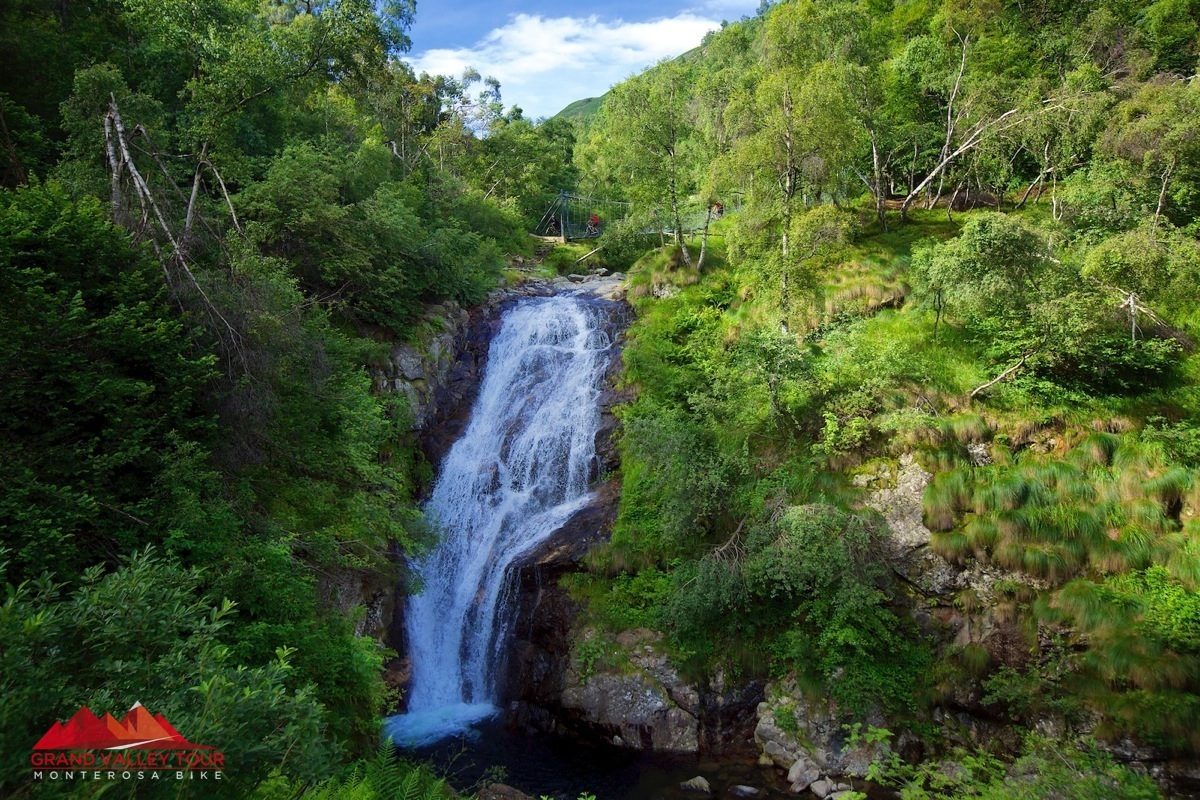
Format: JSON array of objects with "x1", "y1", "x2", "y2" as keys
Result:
[{"x1": 593, "y1": 57, "x2": 697, "y2": 257}]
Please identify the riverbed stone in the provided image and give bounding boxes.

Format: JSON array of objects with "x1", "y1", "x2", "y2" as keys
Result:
[
  {"x1": 728, "y1": 785, "x2": 762, "y2": 798},
  {"x1": 789, "y1": 770, "x2": 819, "y2": 793},
  {"x1": 788, "y1": 754, "x2": 819, "y2": 784},
  {"x1": 681, "y1": 776, "x2": 711, "y2": 793},
  {"x1": 478, "y1": 783, "x2": 534, "y2": 800},
  {"x1": 808, "y1": 779, "x2": 832, "y2": 798}
]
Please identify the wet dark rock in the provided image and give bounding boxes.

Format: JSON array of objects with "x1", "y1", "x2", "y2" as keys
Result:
[
  {"x1": 681, "y1": 776, "x2": 712, "y2": 793},
  {"x1": 477, "y1": 783, "x2": 534, "y2": 800}
]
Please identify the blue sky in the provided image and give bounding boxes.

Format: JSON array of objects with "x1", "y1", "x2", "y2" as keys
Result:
[{"x1": 403, "y1": 0, "x2": 760, "y2": 120}]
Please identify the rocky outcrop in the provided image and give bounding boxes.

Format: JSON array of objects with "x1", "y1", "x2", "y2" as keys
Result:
[
  {"x1": 556, "y1": 628, "x2": 702, "y2": 753},
  {"x1": 522, "y1": 626, "x2": 763, "y2": 757},
  {"x1": 316, "y1": 564, "x2": 396, "y2": 641},
  {"x1": 477, "y1": 783, "x2": 534, "y2": 800},
  {"x1": 504, "y1": 479, "x2": 621, "y2": 733},
  {"x1": 754, "y1": 684, "x2": 888, "y2": 778}
]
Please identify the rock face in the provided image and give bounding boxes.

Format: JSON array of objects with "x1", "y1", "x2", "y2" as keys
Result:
[
  {"x1": 521, "y1": 626, "x2": 764, "y2": 756},
  {"x1": 558, "y1": 628, "x2": 702, "y2": 753},
  {"x1": 315, "y1": 564, "x2": 395, "y2": 640},
  {"x1": 504, "y1": 478, "x2": 621, "y2": 735},
  {"x1": 477, "y1": 783, "x2": 534, "y2": 800}
]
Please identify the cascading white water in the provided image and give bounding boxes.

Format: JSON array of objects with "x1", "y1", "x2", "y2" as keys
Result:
[{"x1": 385, "y1": 294, "x2": 613, "y2": 747}]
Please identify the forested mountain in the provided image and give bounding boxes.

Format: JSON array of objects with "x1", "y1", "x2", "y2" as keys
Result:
[
  {"x1": 3, "y1": 0, "x2": 1200, "y2": 797},
  {"x1": 0, "y1": 1, "x2": 571, "y2": 796},
  {"x1": 565, "y1": 0, "x2": 1200, "y2": 795}
]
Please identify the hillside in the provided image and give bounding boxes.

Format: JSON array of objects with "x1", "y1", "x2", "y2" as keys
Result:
[
  {"x1": 564, "y1": 0, "x2": 1200, "y2": 795},
  {"x1": 3, "y1": 0, "x2": 1200, "y2": 797},
  {"x1": 553, "y1": 94, "x2": 606, "y2": 121}
]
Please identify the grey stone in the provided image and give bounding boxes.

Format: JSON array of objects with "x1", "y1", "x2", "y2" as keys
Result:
[
  {"x1": 754, "y1": 687, "x2": 887, "y2": 777},
  {"x1": 478, "y1": 784, "x2": 534, "y2": 800},
  {"x1": 788, "y1": 754, "x2": 818, "y2": 783},
  {"x1": 680, "y1": 776, "x2": 711, "y2": 793},
  {"x1": 789, "y1": 769, "x2": 819, "y2": 792},
  {"x1": 393, "y1": 347, "x2": 425, "y2": 381},
  {"x1": 808, "y1": 779, "x2": 832, "y2": 798},
  {"x1": 727, "y1": 786, "x2": 761, "y2": 798},
  {"x1": 560, "y1": 629, "x2": 700, "y2": 753},
  {"x1": 967, "y1": 442, "x2": 992, "y2": 466},
  {"x1": 864, "y1": 453, "x2": 933, "y2": 551}
]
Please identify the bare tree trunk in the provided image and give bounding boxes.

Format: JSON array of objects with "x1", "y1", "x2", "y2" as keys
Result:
[
  {"x1": 970, "y1": 353, "x2": 1031, "y2": 398},
  {"x1": 870, "y1": 130, "x2": 888, "y2": 231},
  {"x1": 947, "y1": 182, "x2": 962, "y2": 221},
  {"x1": 933, "y1": 33, "x2": 969, "y2": 214},
  {"x1": 902, "y1": 105, "x2": 1027, "y2": 217},
  {"x1": 669, "y1": 150, "x2": 690, "y2": 266},
  {"x1": 781, "y1": 86, "x2": 795, "y2": 309},
  {"x1": 1154, "y1": 161, "x2": 1174, "y2": 229},
  {"x1": 696, "y1": 207, "x2": 713, "y2": 271},
  {"x1": 1014, "y1": 171, "x2": 1044, "y2": 210}
]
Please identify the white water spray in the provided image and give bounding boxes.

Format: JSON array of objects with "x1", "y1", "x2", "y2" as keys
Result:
[{"x1": 386, "y1": 295, "x2": 613, "y2": 746}]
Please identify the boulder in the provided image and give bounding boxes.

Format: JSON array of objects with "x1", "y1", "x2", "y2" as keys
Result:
[
  {"x1": 478, "y1": 784, "x2": 534, "y2": 800},
  {"x1": 789, "y1": 769, "x2": 820, "y2": 793},
  {"x1": 788, "y1": 754, "x2": 819, "y2": 784},
  {"x1": 808, "y1": 779, "x2": 832, "y2": 798},
  {"x1": 680, "y1": 776, "x2": 711, "y2": 793},
  {"x1": 559, "y1": 645, "x2": 700, "y2": 753}
]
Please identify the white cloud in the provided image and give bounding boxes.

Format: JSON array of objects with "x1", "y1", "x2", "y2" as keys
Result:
[{"x1": 407, "y1": 12, "x2": 734, "y2": 120}]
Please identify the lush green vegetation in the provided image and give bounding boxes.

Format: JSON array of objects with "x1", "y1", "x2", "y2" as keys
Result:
[
  {"x1": 5, "y1": 0, "x2": 1200, "y2": 794},
  {"x1": 567, "y1": 0, "x2": 1200, "y2": 788},
  {"x1": 0, "y1": 0, "x2": 575, "y2": 797}
]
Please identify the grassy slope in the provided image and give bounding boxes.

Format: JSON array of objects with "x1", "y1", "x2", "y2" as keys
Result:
[
  {"x1": 571, "y1": 203, "x2": 1200, "y2": 764},
  {"x1": 553, "y1": 95, "x2": 606, "y2": 122}
]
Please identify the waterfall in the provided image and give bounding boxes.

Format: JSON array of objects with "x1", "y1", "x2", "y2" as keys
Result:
[{"x1": 386, "y1": 294, "x2": 613, "y2": 747}]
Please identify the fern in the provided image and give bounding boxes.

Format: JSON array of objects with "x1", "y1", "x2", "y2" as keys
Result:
[{"x1": 297, "y1": 740, "x2": 449, "y2": 800}]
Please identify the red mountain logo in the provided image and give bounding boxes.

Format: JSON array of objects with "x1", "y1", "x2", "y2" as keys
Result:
[{"x1": 34, "y1": 703, "x2": 213, "y2": 751}]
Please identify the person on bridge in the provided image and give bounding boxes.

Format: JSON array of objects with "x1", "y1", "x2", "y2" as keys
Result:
[{"x1": 586, "y1": 213, "x2": 600, "y2": 236}]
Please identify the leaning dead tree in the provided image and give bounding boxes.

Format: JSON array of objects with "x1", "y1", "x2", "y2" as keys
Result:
[
  {"x1": 104, "y1": 97, "x2": 246, "y2": 368},
  {"x1": 899, "y1": 93, "x2": 1087, "y2": 220}
]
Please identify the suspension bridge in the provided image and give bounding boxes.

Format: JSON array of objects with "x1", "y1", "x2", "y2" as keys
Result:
[
  {"x1": 533, "y1": 191, "x2": 732, "y2": 241},
  {"x1": 534, "y1": 192, "x2": 631, "y2": 240}
]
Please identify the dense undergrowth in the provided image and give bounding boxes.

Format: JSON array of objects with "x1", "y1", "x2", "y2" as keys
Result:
[
  {"x1": 0, "y1": 0, "x2": 574, "y2": 797},
  {"x1": 565, "y1": 5, "x2": 1200, "y2": 788},
  {"x1": 2, "y1": 0, "x2": 1199, "y2": 795}
]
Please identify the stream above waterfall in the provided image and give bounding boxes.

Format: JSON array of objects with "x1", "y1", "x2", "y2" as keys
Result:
[{"x1": 386, "y1": 292, "x2": 617, "y2": 749}]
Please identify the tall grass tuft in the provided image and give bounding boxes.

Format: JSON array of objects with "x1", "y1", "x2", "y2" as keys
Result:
[{"x1": 924, "y1": 469, "x2": 974, "y2": 530}]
